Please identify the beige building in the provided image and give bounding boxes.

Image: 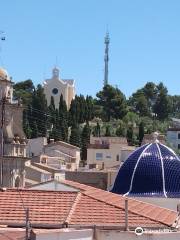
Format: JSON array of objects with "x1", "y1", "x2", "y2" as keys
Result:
[
  {"x1": 28, "y1": 137, "x2": 80, "y2": 171},
  {"x1": 87, "y1": 136, "x2": 135, "y2": 169},
  {"x1": 27, "y1": 137, "x2": 47, "y2": 157},
  {"x1": 0, "y1": 67, "x2": 29, "y2": 187},
  {"x1": 43, "y1": 67, "x2": 75, "y2": 109},
  {"x1": 43, "y1": 140, "x2": 80, "y2": 171},
  {"x1": 66, "y1": 169, "x2": 117, "y2": 190},
  {"x1": 0, "y1": 68, "x2": 27, "y2": 157}
]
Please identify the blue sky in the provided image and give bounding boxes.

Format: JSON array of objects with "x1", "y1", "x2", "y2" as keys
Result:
[{"x1": 0, "y1": 0, "x2": 180, "y2": 98}]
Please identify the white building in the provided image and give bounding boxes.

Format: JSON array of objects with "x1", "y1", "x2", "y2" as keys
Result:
[
  {"x1": 87, "y1": 136, "x2": 135, "y2": 169},
  {"x1": 43, "y1": 67, "x2": 75, "y2": 109},
  {"x1": 167, "y1": 128, "x2": 180, "y2": 150}
]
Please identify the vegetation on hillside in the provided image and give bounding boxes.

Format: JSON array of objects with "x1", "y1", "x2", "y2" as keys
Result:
[{"x1": 13, "y1": 80, "x2": 180, "y2": 161}]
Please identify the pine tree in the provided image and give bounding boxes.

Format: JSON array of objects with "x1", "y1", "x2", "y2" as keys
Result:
[{"x1": 153, "y1": 83, "x2": 170, "y2": 120}]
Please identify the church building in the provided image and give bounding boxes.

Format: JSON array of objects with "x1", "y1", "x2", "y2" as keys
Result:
[
  {"x1": 43, "y1": 67, "x2": 75, "y2": 109},
  {"x1": 0, "y1": 67, "x2": 29, "y2": 187}
]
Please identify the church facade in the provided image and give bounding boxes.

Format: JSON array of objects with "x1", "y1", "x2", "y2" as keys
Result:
[{"x1": 43, "y1": 67, "x2": 75, "y2": 109}]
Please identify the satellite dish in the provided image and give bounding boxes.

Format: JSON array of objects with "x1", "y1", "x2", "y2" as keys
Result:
[{"x1": 135, "y1": 227, "x2": 144, "y2": 236}]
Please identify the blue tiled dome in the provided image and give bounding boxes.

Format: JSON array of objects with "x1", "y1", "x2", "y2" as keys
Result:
[{"x1": 111, "y1": 140, "x2": 180, "y2": 198}]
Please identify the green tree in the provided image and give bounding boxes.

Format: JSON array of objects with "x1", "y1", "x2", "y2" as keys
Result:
[
  {"x1": 153, "y1": 83, "x2": 170, "y2": 120},
  {"x1": 138, "y1": 121, "x2": 144, "y2": 146},
  {"x1": 116, "y1": 121, "x2": 126, "y2": 137},
  {"x1": 69, "y1": 125, "x2": 81, "y2": 147},
  {"x1": 59, "y1": 94, "x2": 68, "y2": 142},
  {"x1": 81, "y1": 122, "x2": 91, "y2": 163},
  {"x1": 126, "y1": 126, "x2": 133, "y2": 145},
  {"x1": 13, "y1": 79, "x2": 34, "y2": 105},
  {"x1": 105, "y1": 125, "x2": 111, "y2": 136},
  {"x1": 68, "y1": 96, "x2": 80, "y2": 126},
  {"x1": 129, "y1": 90, "x2": 149, "y2": 116},
  {"x1": 32, "y1": 84, "x2": 48, "y2": 137},
  {"x1": 93, "y1": 122, "x2": 101, "y2": 137},
  {"x1": 96, "y1": 84, "x2": 127, "y2": 121}
]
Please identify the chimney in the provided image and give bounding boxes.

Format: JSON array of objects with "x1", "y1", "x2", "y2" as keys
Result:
[{"x1": 125, "y1": 198, "x2": 129, "y2": 231}]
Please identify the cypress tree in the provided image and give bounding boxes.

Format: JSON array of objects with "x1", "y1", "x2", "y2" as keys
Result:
[
  {"x1": 81, "y1": 122, "x2": 91, "y2": 163},
  {"x1": 69, "y1": 124, "x2": 81, "y2": 147},
  {"x1": 105, "y1": 125, "x2": 111, "y2": 136},
  {"x1": 33, "y1": 84, "x2": 48, "y2": 137},
  {"x1": 126, "y1": 126, "x2": 133, "y2": 145},
  {"x1": 59, "y1": 94, "x2": 68, "y2": 142},
  {"x1": 31, "y1": 121, "x2": 38, "y2": 138}
]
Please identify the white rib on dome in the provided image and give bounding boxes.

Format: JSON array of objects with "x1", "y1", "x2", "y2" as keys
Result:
[{"x1": 124, "y1": 143, "x2": 152, "y2": 196}]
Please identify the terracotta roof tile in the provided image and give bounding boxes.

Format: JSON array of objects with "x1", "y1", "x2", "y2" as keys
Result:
[
  {"x1": 60, "y1": 180, "x2": 177, "y2": 227},
  {"x1": 0, "y1": 182, "x2": 177, "y2": 229}
]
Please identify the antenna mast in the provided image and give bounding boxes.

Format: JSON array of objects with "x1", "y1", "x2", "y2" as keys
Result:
[{"x1": 104, "y1": 32, "x2": 110, "y2": 86}]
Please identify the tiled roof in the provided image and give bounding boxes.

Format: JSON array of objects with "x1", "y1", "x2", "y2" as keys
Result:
[
  {"x1": 46, "y1": 140, "x2": 80, "y2": 150},
  {"x1": 0, "y1": 182, "x2": 178, "y2": 229}
]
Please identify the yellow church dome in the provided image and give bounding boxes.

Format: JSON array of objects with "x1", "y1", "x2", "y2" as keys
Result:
[{"x1": 0, "y1": 67, "x2": 10, "y2": 81}]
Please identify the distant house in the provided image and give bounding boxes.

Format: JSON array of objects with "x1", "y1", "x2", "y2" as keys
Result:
[
  {"x1": 43, "y1": 140, "x2": 80, "y2": 171},
  {"x1": 142, "y1": 133, "x2": 166, "y2": 145},
  {"x1": 166, "y1": 118, "x2": 180, "y2": 151},
  {"x1": 27, "y1": 137, "x2": 80, "y2": 171},
  {"x1": 87, "y1": 136, "x2": 135, "y2": 169},
  {"x1": 167, "y1": 128, "x2": 180, "y2": 151}
]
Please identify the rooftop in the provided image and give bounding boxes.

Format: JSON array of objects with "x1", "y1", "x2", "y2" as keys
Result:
[
  {"x1": 0, "y1": 180, "x2": 178, "y2": 229},
  {"x1": 46, "y1": 140, "x2": 80, "y2": 150}
]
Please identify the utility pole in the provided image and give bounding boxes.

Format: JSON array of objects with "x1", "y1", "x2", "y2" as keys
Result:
[
  {"x1": 0, "y1": 31, "x2": 6, "y2": 186},
  {"x1": 0, "y1": 97, "x2": 5, "y2": 186},
  {"x1": 26, "y1": 208, "x2": 30, "y2": 240}
]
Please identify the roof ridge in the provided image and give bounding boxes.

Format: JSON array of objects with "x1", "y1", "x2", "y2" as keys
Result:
[
  {"x1": 82, "y1": 189, "x2": 177, "y2": 227},
  {"x1": 65, "y1": 192, "x2": 81, "y2": 224}
]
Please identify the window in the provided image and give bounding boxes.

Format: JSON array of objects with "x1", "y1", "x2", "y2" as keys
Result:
[
  {"x1": 96, "y1": 153, "x2": 103, "y2": 160},
  {"x1": 178, "y1": 133, "x2": 180, "y2": 139},
  {"x1": 106, "y1": 155, "x2": 111, "y2": 159},
  {"x1": 52, "y1": 88, "x2": 58, "y2": 95},
  {"x1": 116, "y1": 154, "x2": 120, "y2": 161},
  {"x1": 178, "y1": 144, "x2": 180, "y2": 149}
]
